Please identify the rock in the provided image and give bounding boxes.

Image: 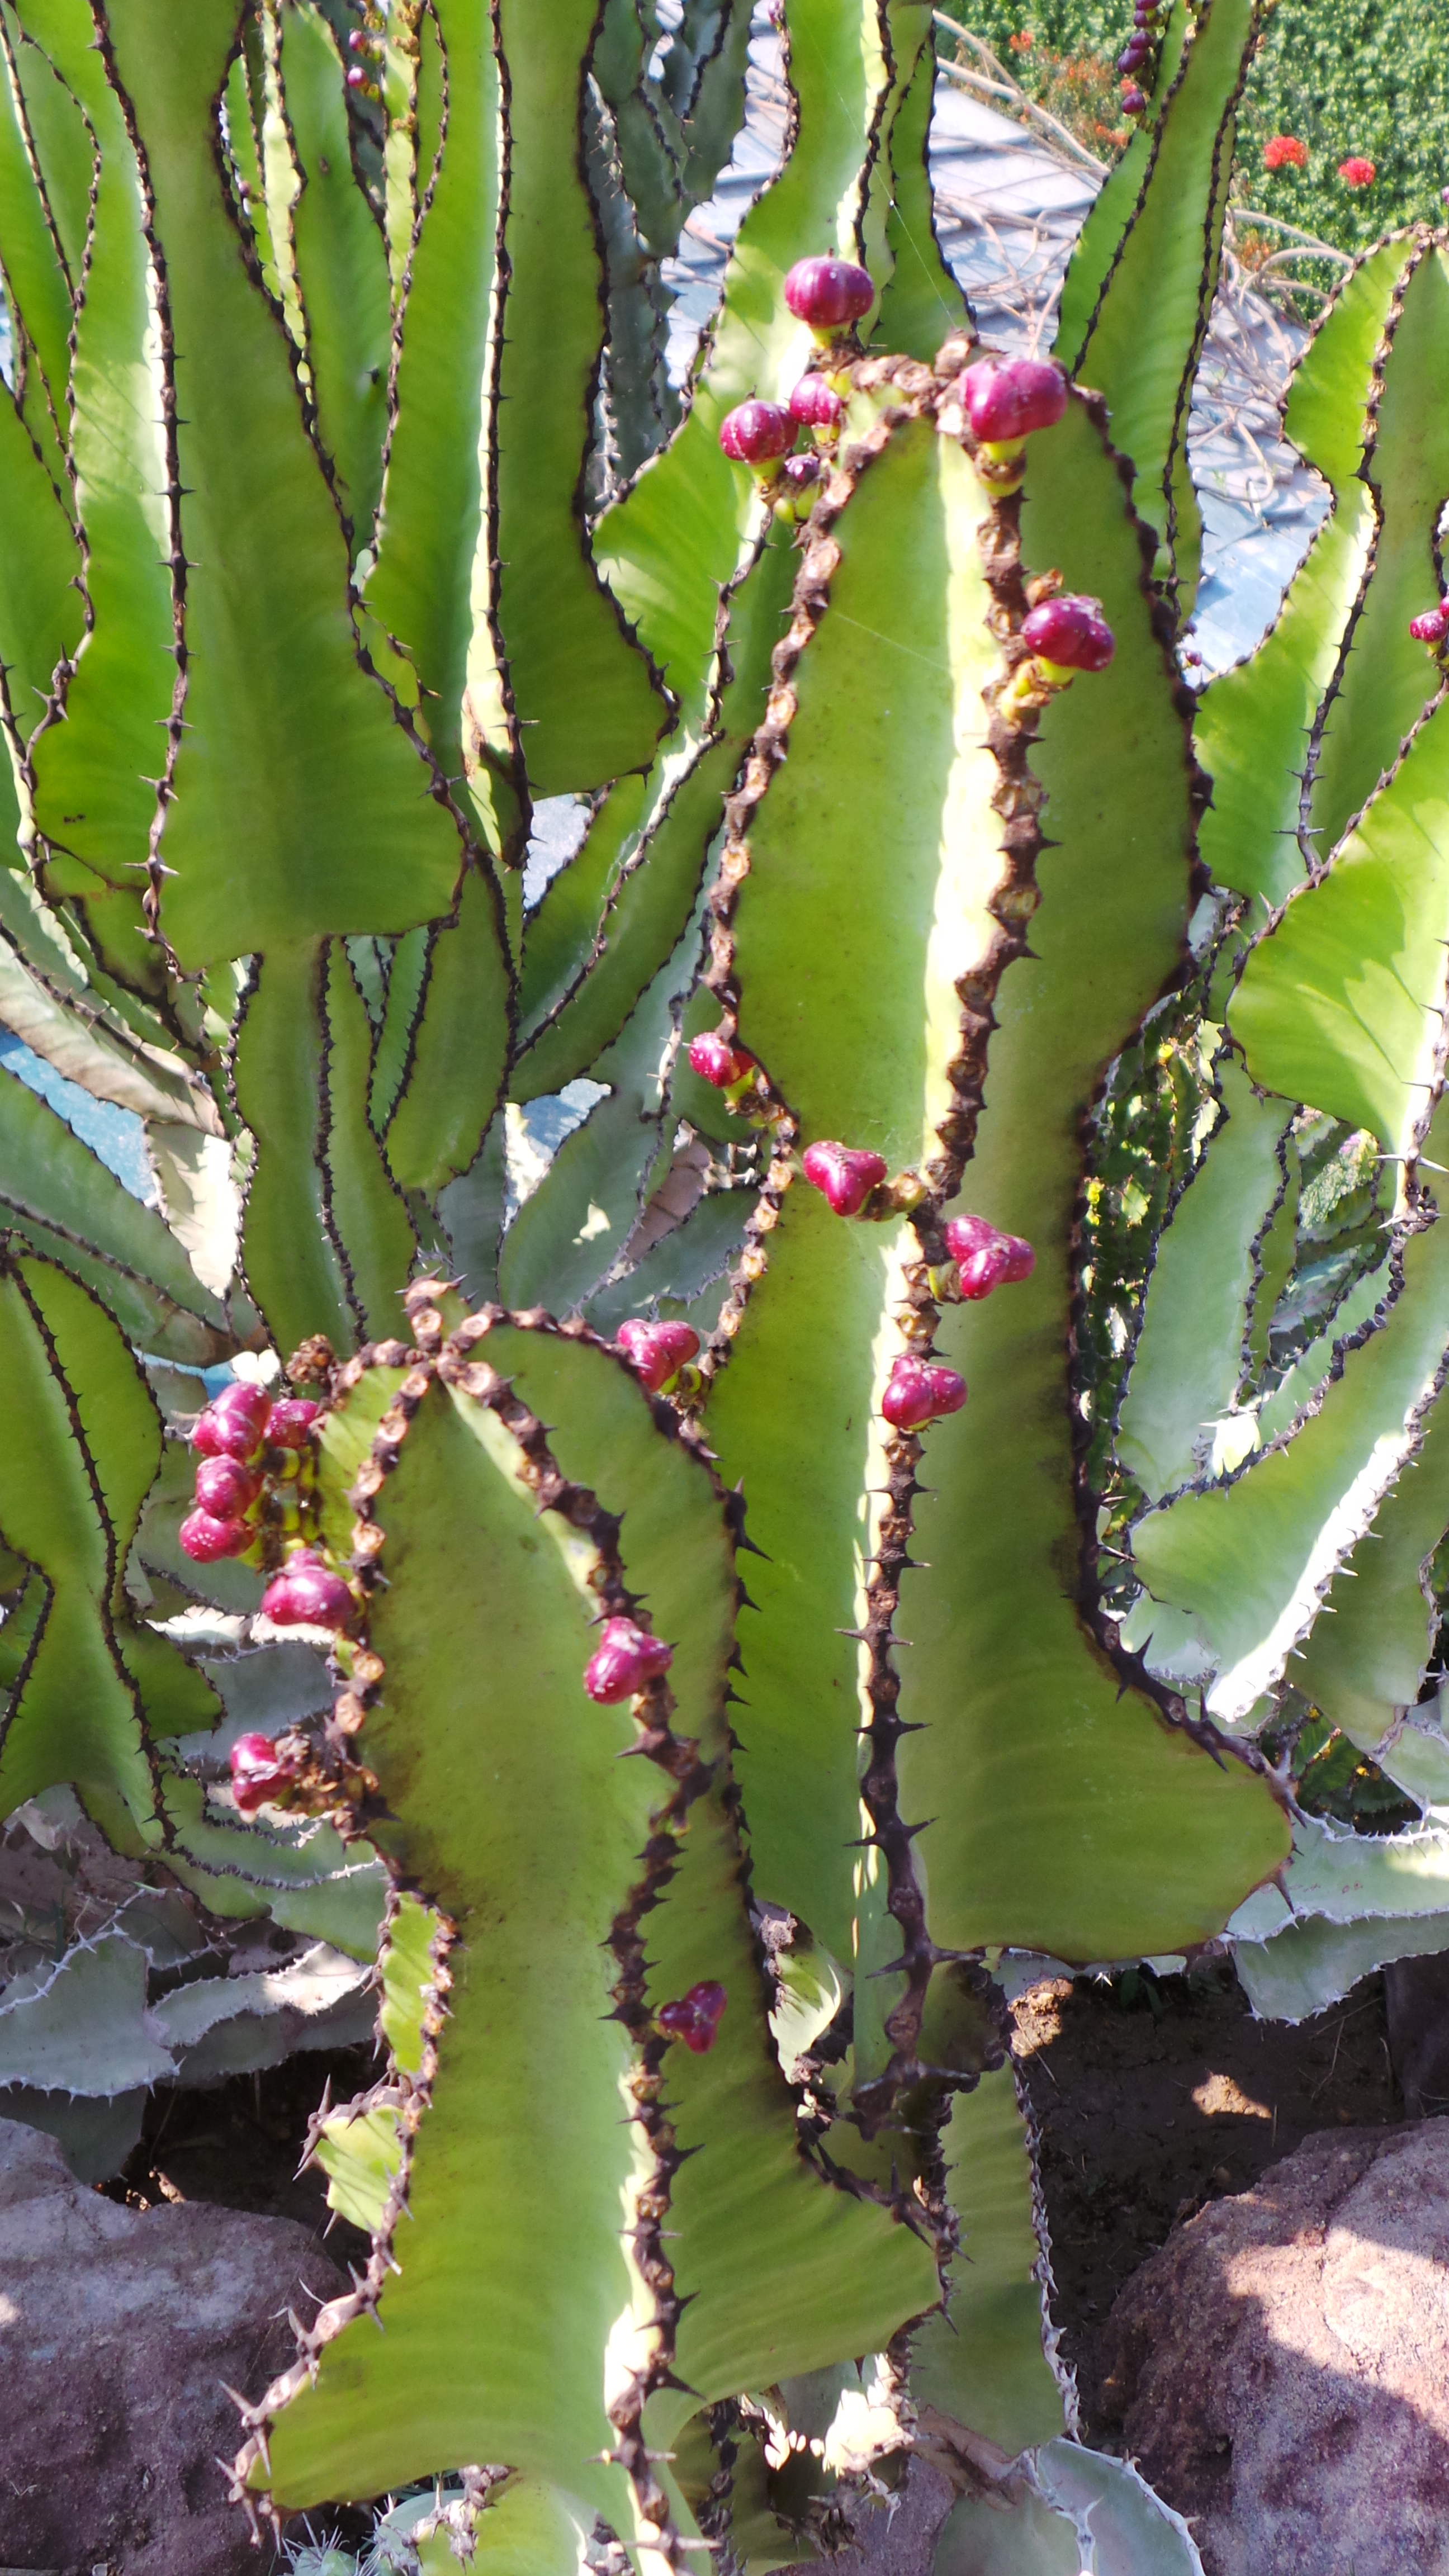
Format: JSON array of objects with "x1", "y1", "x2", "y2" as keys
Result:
[
  {"x1": 1095, "y1": 2117, "x2": 1449, "y2": 2576},
  {"x1": 0, "y1": 2114, "x2": 346, "y2": 2576}
]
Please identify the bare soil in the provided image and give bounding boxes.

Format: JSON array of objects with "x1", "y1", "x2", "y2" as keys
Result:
[{"x1": 1010, "y1": 1958, "x2": 1398, "y2": 2436}]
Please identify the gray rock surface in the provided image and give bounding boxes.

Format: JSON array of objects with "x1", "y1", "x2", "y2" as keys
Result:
[
  {"x1": 0, "y1": 2114, "x2": 345, "y2": 2576},
  {"x1": 1095, "y1": 2117, "x2": 1449, "y2": 2576}
]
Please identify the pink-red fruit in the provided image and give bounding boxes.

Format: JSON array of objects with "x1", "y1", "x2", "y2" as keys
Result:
[
  {"x1": 1117, "y1": 34, "x2": 1149, "y2": 70},
  {"x1": 584, "y1": 1616, "x2": 674, "y2": 1704},
  {"x1": 959, "y1": 356, "x2": 1067, "y2": 444},
  {"x1": 266, "y1": 1398, "x2": 320, "y2": 1449},
  {"x1": 657, "y1": 1981, "x2": 728, "y2": 2053},
  {"x1": 788, "y1": 376, "x2": 845, "y2": 428},
  {"x1": 192, "y1": 1405, "x2": 262, "y2": 1463},
  {"x1": 802, "y1": 1141, "x2": 888, "y2": 1216},
  {"x1": 179, "y1": 1507, "x2": 253, "y2": 1563},
  {"x1": 942, "y1": 1214, "x2": 1035, "y2": 1298},
  {"x1": 688, "y1": 1029, "x2": 756, "y2": 1090},
  {"x1": 783, "y1": 256, "x2": 873, "y2": 329},
  {"x1": 193, "y1": 1456, "x2": 262, "y2": 1519},
  {"x1": 211, "y1": 1380, "x2": 273, "y2": 1427},
  {"x1": 1021, "y1": 593, "x2": 1115, "y2": 673},
  {"x1": 615, "y1": 1319, "x2": 701, "y2": 1392},
  {"x1": 230, "y1": 1732, "x2": 302, "y2": 1816},
  {"x1": 782, "y1": 452, "x2": 821, "y2": 491},
  {"x1": 1409, "y1": 603, "x2": 1449, "y2": 645},
  {"x1": 719, "y1": 401, "x2": 793, "y2": 465},
  {"x1": 192, "y1": 1379, "x2": 272, "y2": 1461},
  {"x1": 1121, "y1": 83, "x2": 1147, "y2": 111},
  {"x1": 261, "y1": 1551, "x2": 355, "y2": 1631},
  {"x1": 882, "y1": 1356, "x2": 967, "y2": 1432}
]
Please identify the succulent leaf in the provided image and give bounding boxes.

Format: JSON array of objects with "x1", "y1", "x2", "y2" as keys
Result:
[
  {"x1": 1195, "y1": 240, "x2": 1405, "y2": 916},
  {"x1": 0, "y1": 1055, "x2": 228, "y2": 1361},
  {"x1": 100, "y1": 0, "x2": 464, "y2": 965},
  {"x1": 490, "y1": 0, "x2": 666, "y2": 795},
  {"x1": 1057, "y1": 0, "x2": 1257, "y2": 610},
  {"x1": 274, "y1": 1, "x2": 390, "y2": 556},
  {"x1": 0, "y1": 1249, "x2": 163, "y2": 1829},
  {"x1": 911, "y1": 2066, "x2": 1068, "y2": 2456},
  {"x1": 870, "y1": 25, "x2": 969, "y2": 362},
  {"x1": 1118, "y1": 1057, "x2": 1296, "y2": 1504},
  {"x1": 894, "y1": 393, "x2": 1288, "y2": 1962},
  {"x1": 514, "y1": 527, "x2": 798, "y2": 1100},
  {"x1": 1133, "y1": 1105, "x2": 1449, "y2": 1726},
  {"x1": 594, "y1": 0, "x2": 896, "y2": 716}
]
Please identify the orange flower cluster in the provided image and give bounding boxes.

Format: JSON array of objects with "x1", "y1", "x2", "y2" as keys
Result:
[{"x1": 1263, "y1": 134, "x2": 1307, "y2": 170}]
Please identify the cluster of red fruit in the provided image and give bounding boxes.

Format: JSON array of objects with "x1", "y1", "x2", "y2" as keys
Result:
[
  {"x1": 1115, "y1": 0, "x2": 1161, "y2": 117},
  {"x1": 179, "y1": 1380, "x2": 319, "y2": 1563},
  {"x1": 1409, "y1": 599, "x2": 1449, "y2": 651},
  {"x1": 716, "y1": 257, "x2": 869, "y2": 501},
  {"x1": 182, "y1": 1377, "x2": 354, "y2": 1651}
]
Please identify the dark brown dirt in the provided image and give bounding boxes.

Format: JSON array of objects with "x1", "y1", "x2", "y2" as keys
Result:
[
  {"x1": 1011, "y1": 1957, "x2": 1399, "y2": 2438},
  {"x1": 105, "y1": 2040, "x2": 376, "y2": 2256}
]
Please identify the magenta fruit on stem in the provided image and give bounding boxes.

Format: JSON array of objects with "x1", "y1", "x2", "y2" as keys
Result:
[
  {"x1": 1021, "y1": 593, "x2": 1115, "y2": 674},
  {"x1": 179, "y1": 1507, "x2": 253, "y2": 1563},
  {"x1": 584, "y1": 1616, "x2": 674, "y2": 1704},
  {"x1": 193, "y1": 1456, "x2": 262, "y2": 1519},
  {"x1": 1408, "y1": 603, "x2": 1449, "y2": 645},
  {"x1": 191, "y1": 1405, "x2": 267, "y2": 1463},
  {"x1": 788, "y1": 375, "x2": 845, "y2": 429},
  {"x1": 782, "y1": 452, "x2": 821, "y2": 491},
  {"x1": 783, "y1": 255, "x2": 874, "y2": 330},
  {"x1": 266, "y1": 1398, "x2": 321, "y2": 1450},
  {"x1": 941, "y1": 1214, "x2": 1035, "y2": 1298},
  {"x1": 1121, "y1": 82, "x2": 1147, "y2": 111},
  {"x1": 615, "y1": 1318, "x2": 702, "y2": 1393},
  {"x1": 882, "y1": 1356, "x2": 968, "y2": 1433},
  {"x1": 210, "y1": 1379, "x2": 273, "y2": 1427},
  {"x1": 193, "y1": 1378, "x2": 272, "y2": 1461},
  {"x1": 1117, "y1": 34, "x2": 1149, "y2": 70},
  {"x1": 959, "y1": 355, "x2": 1067, "y2": 445},
  {"x1": 230, "y1": 1732, "x2": 302, "y2": 1817},
  {"x1": 657, "y1": 1980, "x2": 728, "y2": 2054},
  {"x1": 718, "y1": 400, "x2": 793, "y2": 466},
  {"x1": 802, "y1": 1140, "x2": 888, "y2": 1217},
  {"x1": 261, "y1": 1550, "x2": 355, "y2": 1631},
  {"x1": 688, "y1": 1029, "x2": 756, "y2": 1090}
]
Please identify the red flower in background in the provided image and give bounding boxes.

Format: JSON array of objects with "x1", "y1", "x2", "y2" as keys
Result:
[
  {"x1": 1263, "y1": 135, "x2": 1307, "y2": 171},
  {"x1": 1008, "y1": 28, "x2": 1034, "y2": 49},
  {"x1": 1338, "y1": 157, "x2": 1376, "y2": 187}
]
